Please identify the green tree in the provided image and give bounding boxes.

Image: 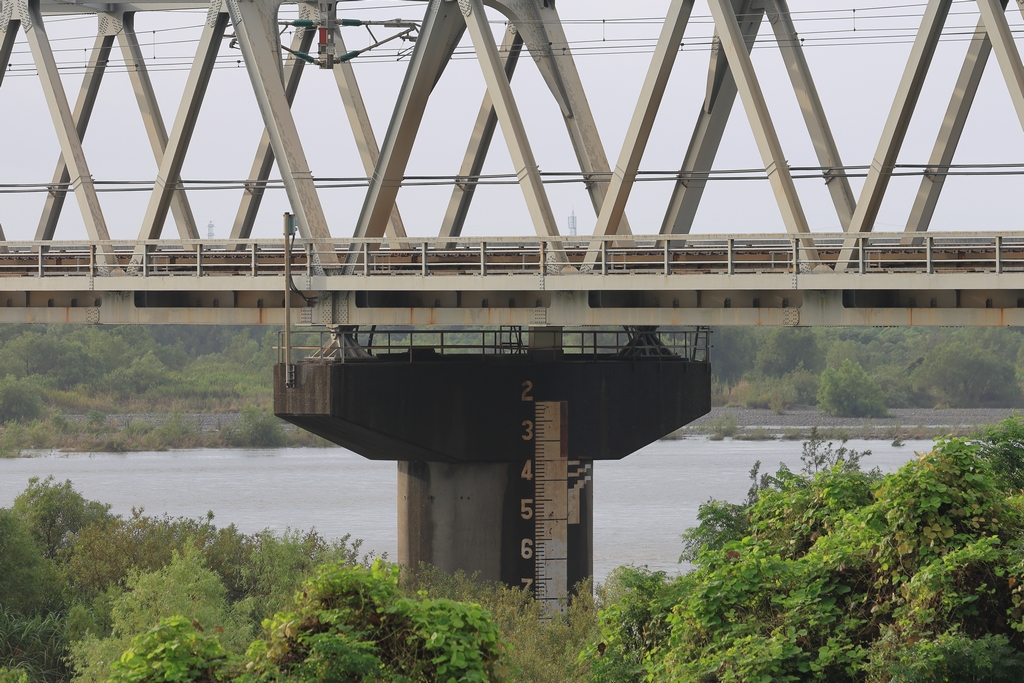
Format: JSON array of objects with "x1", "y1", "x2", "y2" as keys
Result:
[
  {"x1": 817, "y1": 359, "x2": 888, "y2": 417},
  {"x1": 12, "y1": 476, "x2": 112, "y2": 560},
  {"x1": 753, "y1": 328, "x2": 824, "y2": 377},
  {"x1": 913, "y1": 341, "x2": 1022, "y2": 407},
  {"x1": 0, "y1": 510, "x2": 57, "y2": 614},
  {"x1": 0, "y1": 377, "x2": 43, "y2": 423},
  {"x1": 70, "y1": 545, "x2": 252, "y2": 683}
]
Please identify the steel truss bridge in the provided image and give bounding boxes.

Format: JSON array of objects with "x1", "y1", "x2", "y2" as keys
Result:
[{"x1": 3, "y1": 0, "x2": 1024, "y2": 327}]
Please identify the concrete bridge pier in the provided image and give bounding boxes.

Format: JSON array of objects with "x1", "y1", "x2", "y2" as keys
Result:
[{"x1": 274, "y1": 328, "x2": 709, "y2": 609}]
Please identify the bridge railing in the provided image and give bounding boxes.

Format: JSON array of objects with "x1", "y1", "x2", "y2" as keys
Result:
[{"x1": 0, "y1": 233, "x2": 1022, "y2": 279}]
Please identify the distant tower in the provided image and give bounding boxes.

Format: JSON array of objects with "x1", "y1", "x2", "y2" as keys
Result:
[
  {"x1": 568, "y1": 210, "x2": 577, "y2": 237},
  {"x1": 207, "y1": 221, "x2": 215, "y2": 239}
]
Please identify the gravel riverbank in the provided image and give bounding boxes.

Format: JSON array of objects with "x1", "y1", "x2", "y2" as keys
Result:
[{"x1": 678, "y1": 407, "x2": 1021, "y2": 440}]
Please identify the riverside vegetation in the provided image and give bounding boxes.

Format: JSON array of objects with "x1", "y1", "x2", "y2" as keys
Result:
[
  {"x1": 7, "y1": 419, "x2": 1024, "y2": 681},
  {"x1": 0, "y1": 325, "x2": 1022, "y2": 439},
  {"x1": 0, "y1": 325, "x2": 330, "y2": 455},
  {"x1": 712, "y1": 326, "x2": 1024, "y2": 416}
]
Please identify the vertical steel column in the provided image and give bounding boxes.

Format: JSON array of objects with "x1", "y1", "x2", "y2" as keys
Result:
[
  {"x1": 461, "y1": 0, "x2": 560, "y2": 238},
  {"x1": 137, "y1": 2, "x2": 226, "y2": 240},
  {"x1": 34, "y1": 31, "x2": 113, "y2": 242},
  {"x1": 119, "y1": 12, "x2": 198, "y2": 238},
  {"x1": 439, "y1": 26, "x2": 524, "y2": 240},
  {"x1": 352, "y1": 2, "x2": 466, "y2": 239},
  {"x1": 230, "y1": 15, "x2": 315, "y2": 240},
  {"x1": 18, "y1": 0, "x2": 111, "y2": 243},
  {"x1": 584, "y1": 0, "x2": 695, "y2": 268},
  {"x1": 706, "y1": 0, "x2": 810, "y2": 236},
  {"x1": 229, "y1": 0, "x2": 334, "y2": 253}
]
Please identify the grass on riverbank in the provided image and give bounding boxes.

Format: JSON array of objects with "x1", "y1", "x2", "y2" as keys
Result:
[{"x1": 0, "y1": 408, "x2": 329, "y2": 457}]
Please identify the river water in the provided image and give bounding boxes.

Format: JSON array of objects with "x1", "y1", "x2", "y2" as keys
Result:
[{"x1": 0, "y1": 438, "x2": 933, "y2": 582}]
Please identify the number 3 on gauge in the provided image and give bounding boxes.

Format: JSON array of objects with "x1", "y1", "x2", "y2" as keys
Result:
[
  {"x1": 521, "y1": 538, "x2": 533, "y2": 559},
  {"x1": 522, "y1": 420, "x2": 534, "y2": 441}
]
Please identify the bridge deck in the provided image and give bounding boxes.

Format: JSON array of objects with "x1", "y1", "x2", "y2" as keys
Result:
[{"x1": 1, "y1": 233, "x2": 1024, "y2": 327}]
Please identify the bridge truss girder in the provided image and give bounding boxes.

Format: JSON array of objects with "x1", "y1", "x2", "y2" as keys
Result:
[{"x1": 1, "y1": 0, "x2": 1024, "y2": 293}]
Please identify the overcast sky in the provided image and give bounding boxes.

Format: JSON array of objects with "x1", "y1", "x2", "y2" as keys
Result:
[{"x1": 1, "y1": 0, "x2": 1023, "y2": 241}]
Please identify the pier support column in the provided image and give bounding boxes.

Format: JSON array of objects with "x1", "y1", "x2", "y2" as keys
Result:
[{"x1": 398, "y1": 453, "x2": 593, "y2": 601}]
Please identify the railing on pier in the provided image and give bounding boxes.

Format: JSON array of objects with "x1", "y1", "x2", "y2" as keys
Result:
[{"x1": 277, "y1": 327, "x2": 711, "y2": 364}]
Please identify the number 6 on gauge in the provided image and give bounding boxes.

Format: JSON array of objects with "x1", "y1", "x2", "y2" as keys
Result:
[{"x1": 521, "y1": 538, "x2": 533, "y2": 559}]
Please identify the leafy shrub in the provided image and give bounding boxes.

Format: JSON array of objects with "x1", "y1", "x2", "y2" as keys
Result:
[
  {"x1": 584, "y1": 567, "x2": 676, "y2": 683},
  {"x1": 71, "y1": 545, "x2": 252, "y2": 683},
  {"x1": 107, "y1": 617, "x2": 231, "y2": 683},
  {"x1": 0, "y1": 668, "x2": 27, "y2": 683},
  {"x1": 974, "y1": 416, "x2": 1024, "y2": 490},
  {"x1": 590, "y1": 438, "x2": 1024, "y2": 682},
  {"x1": 817, "y1": 359, "x2": 888, "y2": 417},
  {"x1": 0, "y1": 376, "x2": 43, "y2": 423},
  {"x1": 877, "y1": 631, "x2": 1024, "y2": 682},
  {"x1": 222, "y1": 409, "x2": 285, "y2": 449},
  {"x1": 242, "y1": 560, "x2": 505, "y2": 683}
]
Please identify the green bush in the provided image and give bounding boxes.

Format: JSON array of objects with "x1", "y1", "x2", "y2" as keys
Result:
[
  {"x1": 974, "y1": 416, "x2": 1024, "y2": 490},
  {"x1": 588, "y1": 438, "x2": 1024, "y2": 682},
  {"x1": 817, "y1": 359, "x2": 888, "y2": 417},
  {"x1": 107, "y1": 617, "x2": 231, "y2": 683},
  {"x1": 0, "y1": 669, "x2": 27, "y2": 683},
  {"x1": 242, "y1": 560, "x2": 505, "y2": 683},
  {"x1": 222, "y1": 409, "x2": 285, "y2": 449}
]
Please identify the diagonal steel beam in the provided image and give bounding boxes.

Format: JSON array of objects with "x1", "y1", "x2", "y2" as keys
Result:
[
  {"x1": 461, "y1": 0, "x2": 559, "y2": 238},
  {"x1": 230, "y1": 18, "x2": 315, "y2": 240},
  {"x1": 707, "y1": 0, "x2": 810, "y2": 235},
  {"x1": 905, "y1": 13, "x2": 998, "y2": 235},
  {"x1": 769, "y1": 0, "x2": 856, "y2": 229},
  {"x1": 137, "y1": 0, "x2": 224, "y2": 241},
  {"x1": 228, "y1": 0, "x2": 333, "y2": 248},
  {"x1": 439, "y1": 25, "x2": 523, "y2": 240},
  {"x1": 332, "y1": 25, "x2": 408, "y2": 241},
  {"x1": 660, "y1": 0, "x2": 762, "y2": 236},
  {"x1": 0, "y1": 17, "x2": 18, "y2": 91},
  {"x1": 500, "y1": 0, "x2": 634, "y2": 236},
  {"x1": 18, "y1": 0, "x2": 110, "y2": 243},
  {"x1": 118, "y1": 11, "x2": 198, "y2": 240},
  {"x1": 352, "y1": 1, "x2": 465, "y2": 239},
  {"x1": 976, "y1": 0, "x2": 1024, "y2": 130},
  {"x1": 846, "y1": 0, "x2": 952, "y2": 237},
  {"x1": 34, "y1": 30, "x2": 113, "y2": 241},
  {"x1": 583, "y1": 0, "x2": 695, "y2": 268}
]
